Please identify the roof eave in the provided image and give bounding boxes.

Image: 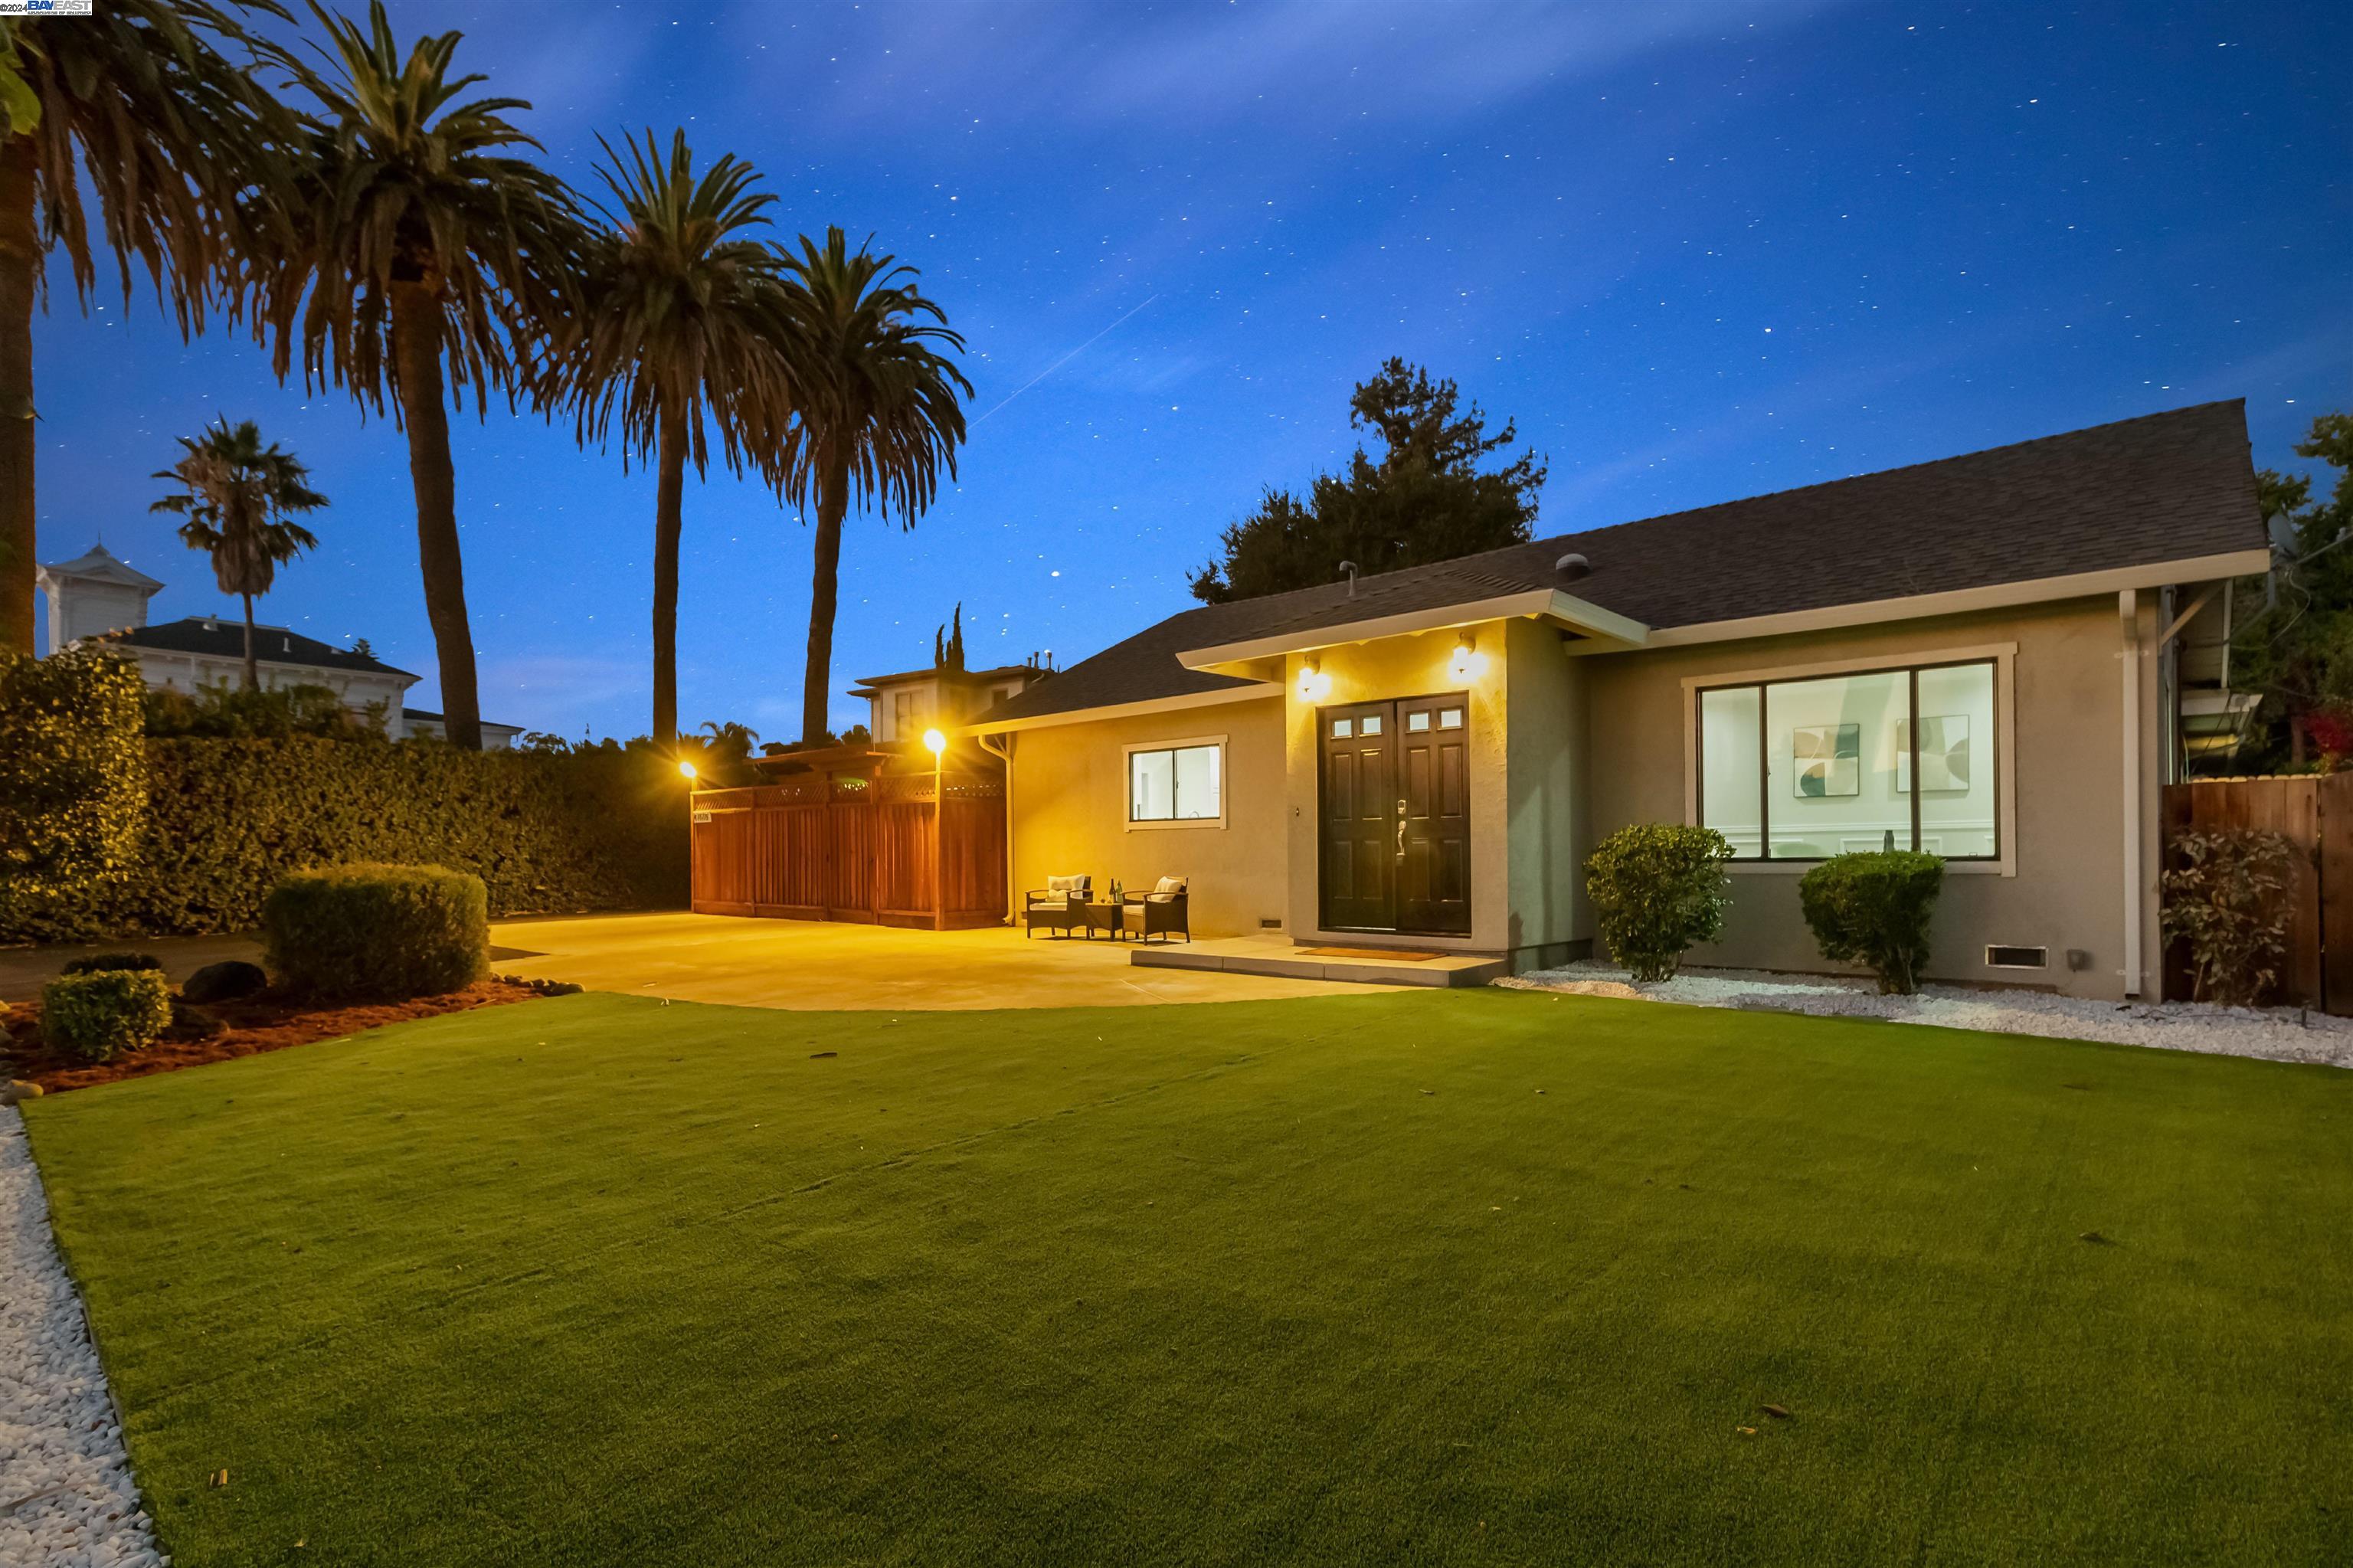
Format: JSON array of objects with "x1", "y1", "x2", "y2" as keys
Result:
[
  {"x1": 1634, "y1": 547, "x2": 2272, "y2": 650},
  {"x1": 963, "y1": 680, "x2": 1285, "y2": 736},
  {"x1": 1173, "y1": 588, "x2": 1651, "y2": 674}
]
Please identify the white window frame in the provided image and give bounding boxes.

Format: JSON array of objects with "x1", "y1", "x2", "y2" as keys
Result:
[
  {"x1": 1122, "y1": 733, "x2": 1229, "y2": 831},
  {"x1": 1680, "y1": 643, "x2": 2017, "y2": 877}
]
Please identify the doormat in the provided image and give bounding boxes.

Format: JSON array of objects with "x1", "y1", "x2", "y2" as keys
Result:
[{"x1": 1300, "y1": 947, "x2": 1448, "y2": 962}]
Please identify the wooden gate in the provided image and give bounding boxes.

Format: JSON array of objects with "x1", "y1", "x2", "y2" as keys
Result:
[
  {"x1": 2161, "y1": 774, "x2": 2353, "y2": 1012},
  {"x1": 689, "y1": 770, "x2": 1006, "y2": 929}
]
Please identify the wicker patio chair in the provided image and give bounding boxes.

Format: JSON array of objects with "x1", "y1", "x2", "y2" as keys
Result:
[
  {"x1": 1123, "y1": 876, "x2": 1190, "y2": 943},
  {"x1": 1023, "y1": 874, "x2": 1091, "y2": 938}
]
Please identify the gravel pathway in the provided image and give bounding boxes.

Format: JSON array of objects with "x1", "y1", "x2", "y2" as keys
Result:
[
  {"x1": 1498, "y1": 961, "x2": 2353, "y2": 1069},
  {"x1": 0, "y1": 1106, "x2": 162, "y2": 1568}
]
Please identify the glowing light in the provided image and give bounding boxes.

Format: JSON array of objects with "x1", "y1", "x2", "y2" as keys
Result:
[
  {"x1": 1296, "y1": 658, "x2": 1332, "y2": 702},
  {"x1": 676, "y1": 760, "x2": 698, "y2": 780},
  {"x1": 1449, "y1": 633, "x2": 1489, "y2": 683},
  {"x1": 922, "y1": 728, "x2": 947, "y2": 756}
]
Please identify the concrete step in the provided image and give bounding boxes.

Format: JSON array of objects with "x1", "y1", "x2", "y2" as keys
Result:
[{"x1": 1130, "y1": 938, "x2": 1507, "y2": 988}]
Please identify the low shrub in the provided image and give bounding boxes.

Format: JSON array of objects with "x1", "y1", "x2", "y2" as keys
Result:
[
  {"x1": 1798, "y1": 850, "x2": 1946, "y2": 995},
  {"x1": 41, "y1": 969, "x2": 173, "y2": 1064},
  {"x1": 2161, "y1": 828, "x2": 2297, "y2": 1006},
  {"x1": 1585, "y1": 823, "x2": 1734, "y2": 983},
  {"x1": 60, "y1": 951, "x2": 164, "y2": 976},
  {"x1": 263, "y1": 863, "x2": 489, "y2": 1000}
]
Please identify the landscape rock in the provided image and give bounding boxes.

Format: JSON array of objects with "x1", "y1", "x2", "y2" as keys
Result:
[
  {"x1": 180, "y1": 960, "x2": 267, "y2": 1006},
  {"x1": 0, "y1": 1106, "x2": 159, "y2": 1567}
]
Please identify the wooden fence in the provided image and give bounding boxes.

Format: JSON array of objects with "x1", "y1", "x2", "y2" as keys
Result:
[
  {"x1": 689, "y1": 771, "x2": 1007, "y2": 929},
  {"x1": 2161, "y1": 774, "x2": 2353, "y2": 1013}
]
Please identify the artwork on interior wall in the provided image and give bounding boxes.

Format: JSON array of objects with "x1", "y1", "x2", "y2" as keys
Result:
[
  {"x1": 1895, "y1": 715, "x2": 1972, "y2": 794},
  {"x1": 1791, "y1": 722, "x2": 1861, "y2": 797}
]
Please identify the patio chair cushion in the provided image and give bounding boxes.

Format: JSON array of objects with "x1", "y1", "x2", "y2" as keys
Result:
[
  {"x1": 1046, "y1": 874, "x2": 1091, "y2": 896},
  {"x1": 1146, "y1": 876, "x2": 1187, "y2": 902}
]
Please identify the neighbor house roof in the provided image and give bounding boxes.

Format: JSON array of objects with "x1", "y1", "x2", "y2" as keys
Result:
[
  {"x1": 975, "y1": 400, "x2": 2267, "y2": 729},
  {"x1": 849, "y1": 661, "x2": 1044, "y2": 695},
  {"x1": 35, "y1": 543, "x2": 165, "y2": 594},
  {"x1": 101, "y1": 617, "x2": 420, "y2": 680}
]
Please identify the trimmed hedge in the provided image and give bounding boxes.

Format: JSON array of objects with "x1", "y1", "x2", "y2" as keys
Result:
[
  {"x1": 1798, "y1": 850, "x2": 1946, "y2": 995},
  {"x1": 0, "y1": 650, "x2": 147, "y2": 936},
  {"x1": 1586, "y1": 823, "x2": 1734, "y2": 983},
  {"x1": 61, "y1": 951, "x2": 165, "y2": 975},
  {"x1": 0, "y1": 736, "x2": 686, "y2": 944},
  {"x1": 263, "y1": 864, "x2": 489, "y2": 1000},
  {"x1": 41, "y1": 969, "x2": 174, "y2": 1064}
]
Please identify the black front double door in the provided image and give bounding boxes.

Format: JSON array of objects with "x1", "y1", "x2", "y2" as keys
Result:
[{"x1": 1318, "y1": 694, "x2": 1472, "y2": 936}]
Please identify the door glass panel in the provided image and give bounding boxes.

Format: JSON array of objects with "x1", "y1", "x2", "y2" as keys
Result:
[
  {"x1": 1331, "y1": 718, "x2": 1353, "y2": 738},
  {"x1": 1910, "y1": 663, "x2": 1997, "y2": 857},
  {"x1": 1406, "y1": 711, "x2": 1431, "y2": 732},
  {"x1": 1438, "y1": 708, "x2": 1464, "y2": 729},
  {"x1": 1362, "y1": 715, "x2": 1383, "y2": 735},
  {"x1": 1764, "y1": 669, "x2": 1906, "y2": 857}
]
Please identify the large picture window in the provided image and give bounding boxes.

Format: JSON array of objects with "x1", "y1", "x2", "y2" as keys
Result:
[
  {"x1": 1697, "y1": 659, "x2": 1997, "y2": 860},
  {"x1": 1128, "y1": 741, "x2": 1222, "y2": 824}
]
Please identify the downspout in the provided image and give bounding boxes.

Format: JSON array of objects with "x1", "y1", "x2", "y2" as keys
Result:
[
  {"x1": 978, "y1": 731, "x2": 1015, "y2": 927},
  {"x1": 2120, "y1": 590, "x2": 2142, "y2": 997}
]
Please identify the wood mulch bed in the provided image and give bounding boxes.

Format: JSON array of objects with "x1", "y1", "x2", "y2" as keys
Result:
[{"x1": 2, "y1": 979, "x2": 555, "y2": 1095}]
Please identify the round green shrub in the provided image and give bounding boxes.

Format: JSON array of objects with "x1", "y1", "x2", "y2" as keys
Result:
[
  {"x1": 60, "y1": 951, "x2": 165, "y2": 976},
  {"x1": 1798, "y1": 850, "x2": 1946, "y2": 995},
  {"x1": 263, "y1": 863, "x2": 489, "y2": 1000},
  {"x1": 1585, "y1": 823, "x2": 1734, "y2": 983},
  {"x1": 41, "y1": 969, "x2": 174, "y2": 1064}
]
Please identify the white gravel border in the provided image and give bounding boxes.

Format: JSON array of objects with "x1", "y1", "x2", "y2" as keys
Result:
[
  {"x1": 0, "y1": 1105, "x2": 162, "y2": 1568},
  {"x1": 1498, "y1": 961, "x2": 2353, "y2": 1069}
]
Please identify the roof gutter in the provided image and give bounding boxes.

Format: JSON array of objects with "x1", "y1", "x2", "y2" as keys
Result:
[
  {"x1": 1174, "y1": 588, "x2": 1650, "y2": 674},
  {"x1": 1638, "y1": 548, "x2": 2271, "y2": 650},
  {"x1": 960, "y1": 679, "x2": 1287, "y2": 737}
]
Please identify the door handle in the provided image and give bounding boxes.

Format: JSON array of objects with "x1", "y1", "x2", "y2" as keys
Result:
[{"x1": 1396, "y1": 799, "x2": 1406, "y2": 858}]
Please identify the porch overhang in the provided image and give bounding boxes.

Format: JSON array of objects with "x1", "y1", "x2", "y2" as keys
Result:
[{"x1": 1173, "y1": 588, "x2": 1651, "y2": 679}]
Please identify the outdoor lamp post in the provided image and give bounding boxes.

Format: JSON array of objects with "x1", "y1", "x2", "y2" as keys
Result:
[{"x1": 923, "y1": 728, "x2": 948, "y2": 931}]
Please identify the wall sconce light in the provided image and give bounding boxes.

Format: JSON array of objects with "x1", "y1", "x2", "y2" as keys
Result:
[
  {"x1": 1449, "y1": 631, "x2": 1488, "y2": 683},
  {"x1": 1297, "y1": 656, "x2": 1332, "y2": 702}
]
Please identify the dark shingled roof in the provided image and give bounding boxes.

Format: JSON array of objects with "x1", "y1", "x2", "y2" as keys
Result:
[
  {"x1": 103, "y1": 617, "x2": 420, "y2": 680},
  {"x1": 985, "y1": 401, "x2": 2264, "y2": 725}
]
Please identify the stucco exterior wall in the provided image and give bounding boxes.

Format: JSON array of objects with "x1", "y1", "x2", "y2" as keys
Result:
[
  {"x1": 1281, "y1": 627, "x2": 1511, "y2": 951},
  {"x1": 1582, "y1": 596, "x2": 2164, "y2": 999},
  {"x1": 1504, "y1": 616, "x2": 1592, "y2": 965},
  {"x1": 1004, "y1": 696, "x2": 1290, "y2": 938}
]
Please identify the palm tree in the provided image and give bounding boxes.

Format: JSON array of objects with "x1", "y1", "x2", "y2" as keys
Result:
[
  {"x1": 555, "y1": 129, "x2": 800, "y2": 750},
  {"x1": 0, "y1": 2, "x2": 290, "y2": 656},
  {"x1": 776, "y1": 228, "x2": 969, "y2": 745},
  {"x1": 149, "y1": 417, "x2": 326, "y2": 691},
  {"x1": 258, "y1": 1, "x2": 581, "y2": 748}
]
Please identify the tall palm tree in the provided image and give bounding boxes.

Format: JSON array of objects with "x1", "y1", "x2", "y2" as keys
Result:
[
  {"x1": 258, "y1": 1, "x2": 581, "y2": 748},
  {"x1": 776, "y1": 228, "x2": 969, "y2": 745},
  {"x1": 0, "y1": 2, "x2": 290, "y2": 656},
  {"x1": 556, "y1": 129, "x2": 800, "y2": 750},
  {"x1": 149, "y1": 417, "x2": 326, "y2": 691}
]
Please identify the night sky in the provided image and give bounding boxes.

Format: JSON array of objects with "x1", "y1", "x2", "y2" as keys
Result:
[{"x1": 30, "y1": 1, "x2": 2351, "y2": 741}]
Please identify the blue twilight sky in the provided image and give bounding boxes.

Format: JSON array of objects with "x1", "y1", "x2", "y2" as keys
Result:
[{"x1": 29, "y1": 0, "x2": 2352, "y2": 741}]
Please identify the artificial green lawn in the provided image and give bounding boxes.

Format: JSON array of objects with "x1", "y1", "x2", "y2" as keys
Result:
[{"x1": 21, "y1": 989, "x2": 2353, "y2": 1566}]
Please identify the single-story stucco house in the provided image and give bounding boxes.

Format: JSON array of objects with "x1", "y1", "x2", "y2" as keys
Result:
[{"x1": 959, "y1": 401, "x2": 2270, "y2": 1000}]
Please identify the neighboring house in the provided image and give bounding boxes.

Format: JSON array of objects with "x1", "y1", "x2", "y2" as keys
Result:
[
  {"x1": 32, "y1": 542, "x2": 522, "y2": 748},
  {"x1": 852, "y1": 658, "x2": 1049, "y2": 744},
  {"x1": 963, "y1": 401, "x2": 2271, "y2": 1000}
]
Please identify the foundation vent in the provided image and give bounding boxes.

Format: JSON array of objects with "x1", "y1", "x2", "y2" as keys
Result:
[
  {"x1": 1260, "y1": 917, "x2": 1284, "y2": 930},
  {"x1": 1985, "y1": 944, "x2": 2048, "y2": 971}
]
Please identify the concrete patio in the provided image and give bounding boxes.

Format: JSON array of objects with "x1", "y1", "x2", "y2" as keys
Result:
[
  {"x1": 486, "y1": 912, "x2": 1396, "y2": 1010},
  {"x1": 2, "y1": 914, "x2": 1402, "y2": 1013}
]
